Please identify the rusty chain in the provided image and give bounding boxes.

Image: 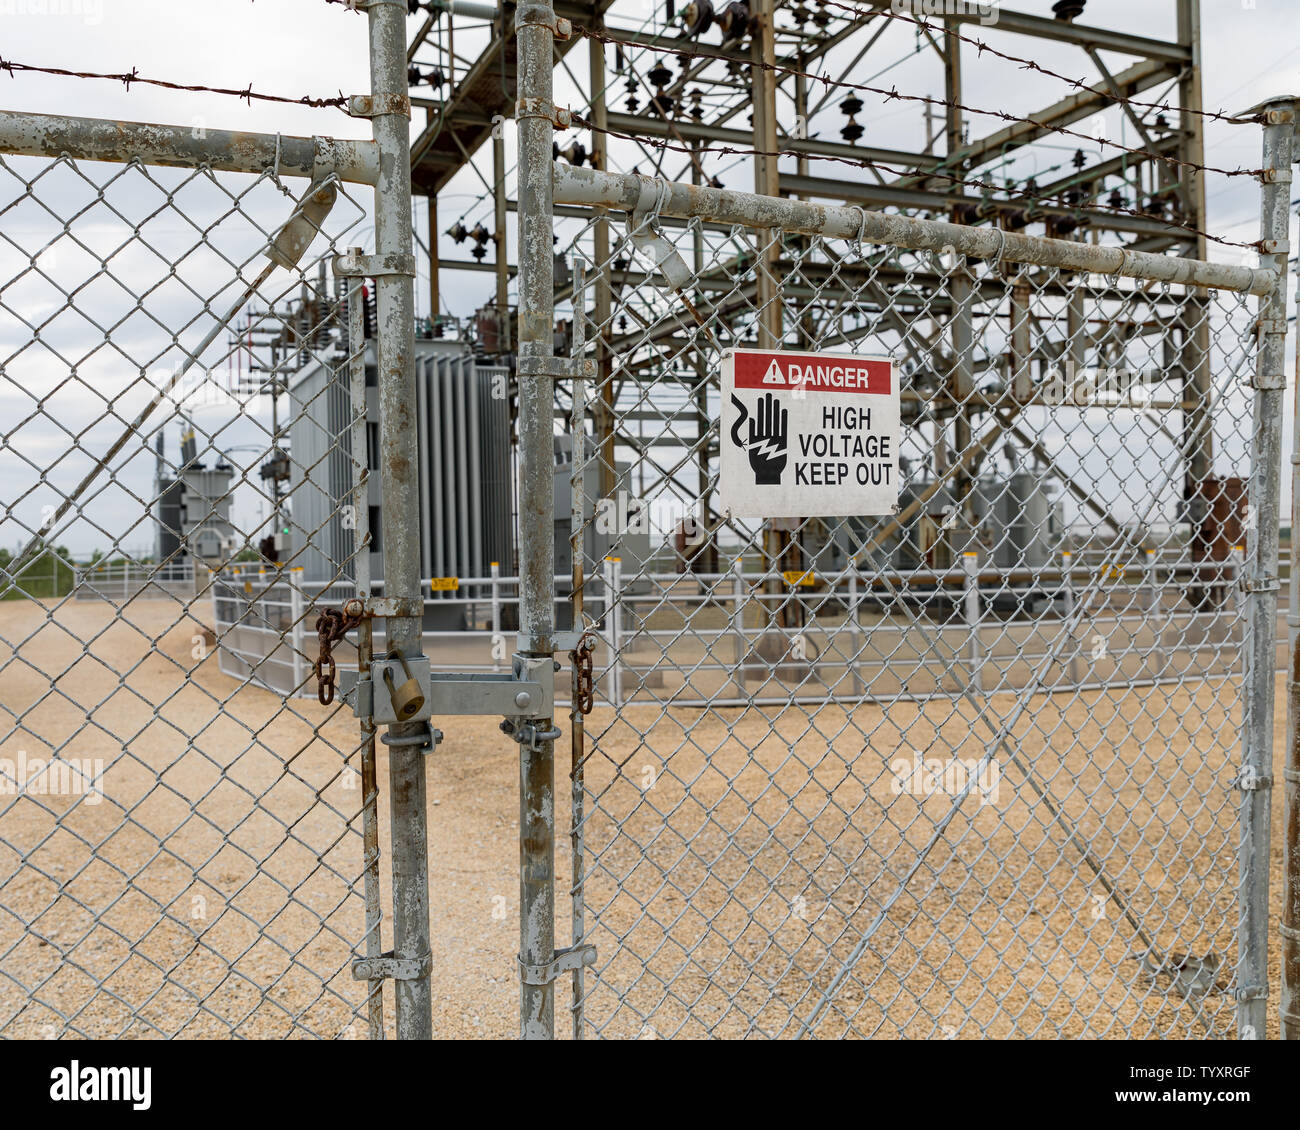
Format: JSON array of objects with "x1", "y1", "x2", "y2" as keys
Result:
[
  {"x1": 571, "y1": 634, "x2": 596, "y2": 716},
  {"x1": 314, "y1": 606, "x2": 364, "y2": 706}
]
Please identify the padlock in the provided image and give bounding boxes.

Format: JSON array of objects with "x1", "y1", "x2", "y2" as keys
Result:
[{"x1": 382, "y1": 649, "x2": 426, "y2": 721}]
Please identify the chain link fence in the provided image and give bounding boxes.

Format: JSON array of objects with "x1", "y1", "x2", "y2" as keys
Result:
[
  {"x1": 0, "y1": 107, "x2": 393, "y2": 1039},
  {"x1": 548, "y1": 128, "x2": 1289, "y2": 1038},
  {"x1": 0, "y1": 0, "x2": 1294, "y2": 1044}
]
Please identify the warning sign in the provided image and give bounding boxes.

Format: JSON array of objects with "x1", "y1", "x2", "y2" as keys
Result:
[{"x1": 718, "y1": 348, "x2": 899, "y2": 518}]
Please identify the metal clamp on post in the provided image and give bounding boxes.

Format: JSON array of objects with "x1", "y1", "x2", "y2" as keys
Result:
[
  {"x1": 1250, "y1": 372, "x2": 1287, "y2": 391},
  {"x1": 517, "y1": 355, "x2": 596, "y2": 380},
  {"x1": 344, "y1": 595, "x2": 423, "y2": 619},
  {"x1": 352, "y1": 951, "x2": 432, "y2": 982},
  {"x1": 334, "y1": 250, "x2": 418, "y2": 279},
  {"x1": 1235, "y1": 769, "x2": 1274, "y2": 792},
  {"x1": 514, "y1": 1, "x2": 572, "y2": 39},
  {"x1": 1243, "y1": 575, "x2": 1281, "y2": 594},
  {"x1": 347, "y1": 92, "x2": 412, "y2": 119},
  {"x1": 518, "y1": 944, "x2": 596, "y2": 986},
  {"x1": 515, "y1": 95, "x2": 572, "y2": 131}
]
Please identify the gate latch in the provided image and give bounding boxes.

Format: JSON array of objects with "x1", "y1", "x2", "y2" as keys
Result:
[
  {"x1": 352, "y1": 951, "x2": 431, "y2": 982},
  {"x1": 519, "y1": 944, "x2": 596, "y2": 986}
]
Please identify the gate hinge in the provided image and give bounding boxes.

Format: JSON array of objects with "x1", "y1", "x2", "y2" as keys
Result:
[
  {"x1": 517, "y1": 355, "x2": 596, "y2": 380},
  {"x1": 518, "y1": 944, "x2": 596, "y2": 986},
  {"x1": 348, "y1": 92, "x2": 411, "y2": 119},
  {"x1": 352, "y1": 951, "x2": 431, "y2": 982},
  {"x1": 515, "y1": 1, "x2": 573, "y2": 39},
  {"x1": 1250, "y1": 372, "x2": 1287, "y2": 390},
  {"x1": 515, "y1": 96, "x2": 573, "y2": 130},
  {"x1": 1235, "y1": 984, "x2": 1269, "y2": 1002},
  {"x1": 334, "y1": 250, "x2": 418, "y2": 279},
  {"x1": 1255, "y1": 316, "x2": 1288, "y2": 338}
]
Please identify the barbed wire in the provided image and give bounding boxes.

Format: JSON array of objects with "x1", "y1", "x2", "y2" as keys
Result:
[
  {"x1": 567, "y1": 112, "x2": 1262, "y2": 253},
  {"x1": 573, "y1": 24, "x2": 1266, "y2": 184},
  {"x1": 0, "y1": 57, "x2": 349, "y2": 110},
  {"x1": 815, "y1": 0, "x2": 1260, "y2": 129}
]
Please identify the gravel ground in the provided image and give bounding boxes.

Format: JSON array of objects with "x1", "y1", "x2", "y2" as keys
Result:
[{"x1": 0, "y1": 596, "x2": 1287, "y2": 1039}]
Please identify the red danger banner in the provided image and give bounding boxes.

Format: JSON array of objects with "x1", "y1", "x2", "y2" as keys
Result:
[
  {"x1": 719, "y1": 347, "x2": 900, "y2": 519},
  {"x1": 733, "y1": 350, "x2": 892, "y2": 396}
]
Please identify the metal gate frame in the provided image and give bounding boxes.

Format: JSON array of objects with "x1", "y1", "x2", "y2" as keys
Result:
[
  {"x1": 513, "y1": 0, "x2": 1297, "y2": 1040},
  {"x1": 0, "y1": 0, "x2": 436, "y2": 1041}
]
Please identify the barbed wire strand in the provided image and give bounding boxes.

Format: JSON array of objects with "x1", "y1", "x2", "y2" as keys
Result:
[
  {"x1": 814, "y1": 0, "x2": 1260, "y2": 129},
  {"x1": 0, "y1": 57, "x2": 349, "y2": 110},
  {"x1": 567, "y1": 112, "x2": 1262, "y2": 253},
  {"x1": 574, "y1": 24, "x2": 1265, "y2": 184}
]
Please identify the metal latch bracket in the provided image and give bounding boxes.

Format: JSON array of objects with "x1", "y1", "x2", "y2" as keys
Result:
[
  {"x1": 334, "y1": 250, "x2": 418, "y2": 279},
  {"x1": 352, "y1": 951, "x2": 431, "y2": 982},
  {"x1": 518, "y1": 944, "x2": 596, "y2": 986},
  {"x1": 517, "y1": 356, "x2": 596, "y2": 380}
]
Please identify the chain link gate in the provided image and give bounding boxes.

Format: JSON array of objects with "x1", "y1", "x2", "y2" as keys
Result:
[
  {"x1": 513, "y1": 0, "x2": 1294, "y2": 1040},
  {"x1": 0, "y1": 1, "x2": 437, "y2": 1039}
]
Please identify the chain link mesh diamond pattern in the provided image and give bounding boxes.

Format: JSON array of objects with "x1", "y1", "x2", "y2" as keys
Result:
[
  {"x1": 564, "y1": 211, "x2": 1264, "y2": 1039},
  {"x1": 0, "y1": 154, "x2": 382, "y2": 1038}
]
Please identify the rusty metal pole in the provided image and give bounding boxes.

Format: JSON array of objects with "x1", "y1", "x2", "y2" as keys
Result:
[
  {"x1": 515, "y1": 0, "x2": 560, "y2": 1040},
  {"x1": 494, "y1": 128, "x2": 512, "y2": 354},
  {"x1": 1274, "y1": 95, "x2": 1300, "y2": 1040},
  {"x1": 368, "y1": 0, "x2": 432, "y2": 1040},
  {"x1": 346, "y1": 269, "x2": 385, "y2": 1040},
  {"x1": 588, "y1": 27, "x2": 616, "y2": 501},
  {"x1": 1244, "y1": 95, "x2": 1293, "y2": 1042},
  {"x1": 750, "y1": 0, "x2": 790, "y2": 632}
]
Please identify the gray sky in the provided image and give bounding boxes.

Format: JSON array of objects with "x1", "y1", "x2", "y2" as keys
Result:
[{"x1": 0, "y1": 0, "x2": 1296, "y2": 558}]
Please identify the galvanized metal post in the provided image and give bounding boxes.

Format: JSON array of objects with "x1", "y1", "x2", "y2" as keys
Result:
[
  {"x1": 346, "y1": 271, "x2": 384, "y2": 1040},
  {"x1": 1244, "y1": 95, "x2": 1293, "y2": 1042},
  {"x1": 848, "y1": 570, "x2": 863, "y2": 698},
  {"x1": 368, "y1": 0, "x2": 432, "y2": 1041},
  {"x1": 515, "y1": 0, "x2": 559, "y2": 1040},
  {"x1": 491, "y1": 561, "x2": 502, "y2": 673},
  {"x1": 732, "y1": 556, "x2": 748, "y2": 699},
  {"x1": 1061, "y1": 551, "x2": 1079, "y2": 687},
  {"x1": 289, "y1": 580, "x2": 304, "y2": 693},
  {"x1": 963, "y1": 551, "x2": 984, "y2": 695},
  {"x1": 1288, "y1": 182, "x2": 1300, "y2": 1041},
  {"x1": 1272, "y1": 95, "x2": 1300, "y2": 1042}
]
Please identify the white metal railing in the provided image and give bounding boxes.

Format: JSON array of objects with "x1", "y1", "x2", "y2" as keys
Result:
[
  {"x1": 207, "y1": 552, "x2": 1276, "y2": 707},
  {"x1": 74, "y1": 560, "x2": 196, "y2": 599}
]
